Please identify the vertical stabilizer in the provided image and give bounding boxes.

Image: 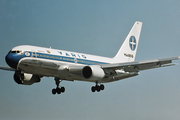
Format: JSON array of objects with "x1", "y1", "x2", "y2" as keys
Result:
[{"x1": 112, "y1": 21, "x2": 142, "y2": 63}]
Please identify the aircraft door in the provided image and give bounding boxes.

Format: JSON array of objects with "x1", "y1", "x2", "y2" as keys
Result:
[{"x1": 31, "y1": 50, "x2": 37, "y2": 60}]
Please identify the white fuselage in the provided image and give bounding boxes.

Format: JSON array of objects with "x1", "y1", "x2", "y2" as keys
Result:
[{"x1": 7, "y1": 45, "x2": 138, "y2": 83}]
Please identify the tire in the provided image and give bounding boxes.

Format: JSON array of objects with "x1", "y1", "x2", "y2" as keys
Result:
[
  {"x1": 96, "y1": 85, "x2": 100, "y2": 92},
  {"x1": 100, "y1": 84, "x2": 105, "y2": 90},
  {"x1": 52, "y1": 88, "x2": 56, "y2": 95},
  {"x1": 91, "y1": 86, "x2": 96, "y2": 92},
  {"x1": 61, "y1": 87, "x2": 65, "y2": 93},
  {"x1": 56, "y1": 88, "x2": 61, "y2": 94}
]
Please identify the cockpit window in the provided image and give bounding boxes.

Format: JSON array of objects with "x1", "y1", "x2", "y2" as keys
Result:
[
  {"x1": 9, "y1": 50, "x2": 23, "y2": 53},
  {"x1": 11, "y1": 51, "x2": 17, "y2": 53}
]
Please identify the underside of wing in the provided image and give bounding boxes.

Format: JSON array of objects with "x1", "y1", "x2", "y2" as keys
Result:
[{"x1": 102, "y1": 56, "x2": 180, "y2": 72}]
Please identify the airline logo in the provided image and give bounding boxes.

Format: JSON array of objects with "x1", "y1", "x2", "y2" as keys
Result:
[
  {"x1": 58, "y1": 51, "x2": 87, "y2": 59},
  {"x1": 129, "y1": 36, "x2": 136, "y2": 51},
  {"x1": 25, "y1": 52, "x2": 30, "y2": 56}
]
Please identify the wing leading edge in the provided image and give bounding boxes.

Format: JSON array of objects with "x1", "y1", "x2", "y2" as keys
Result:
[
  {"x1": 101, "y1": 56, "x2": 180, "y2": 72},
  {"x1": 0, "y1": 66, "x2": 15, "y2": 71}
]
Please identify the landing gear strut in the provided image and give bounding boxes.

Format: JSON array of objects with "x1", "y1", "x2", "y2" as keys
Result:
[
  {"x1": 52, "y1": 78, "x2": 65, "y2": 95},
  {"x1": 91, "y1": 82, "x2": 105, "y2": 92}
]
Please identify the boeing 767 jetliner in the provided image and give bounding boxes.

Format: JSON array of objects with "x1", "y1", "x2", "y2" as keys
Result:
[{"x1": 0, "y1": 21, "x2": 179, "y2": 95}]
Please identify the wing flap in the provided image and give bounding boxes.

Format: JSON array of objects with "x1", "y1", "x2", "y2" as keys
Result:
[{"x1": 102, "y1": 56, "x2": 180, "y2": 72}]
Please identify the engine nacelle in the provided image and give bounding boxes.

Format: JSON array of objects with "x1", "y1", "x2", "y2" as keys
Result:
[
  {"x1": 82, "y1": 66, "x2": 105, "y2": 80},
  {"x1": 14, "y1": 73, "x2": 41, "y2": 85}
]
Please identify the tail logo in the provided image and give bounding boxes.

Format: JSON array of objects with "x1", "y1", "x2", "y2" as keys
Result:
[{"x1": 129, "y1": 36, "x2": 136, "y2": 51}]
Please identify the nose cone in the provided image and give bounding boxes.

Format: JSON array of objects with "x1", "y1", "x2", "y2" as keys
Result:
[{"x1": 5, "y1": 53, "x2": 19, "y2": 69}]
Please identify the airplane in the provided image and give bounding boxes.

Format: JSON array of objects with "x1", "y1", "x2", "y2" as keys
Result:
[{"x1": 0, "y1": 21, "x2": 179, "y2": 95}]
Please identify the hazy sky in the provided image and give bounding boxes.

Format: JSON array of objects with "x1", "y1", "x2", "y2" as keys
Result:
[{"x1": 1, "y1": 0, "x2": 180, "y2": 120}]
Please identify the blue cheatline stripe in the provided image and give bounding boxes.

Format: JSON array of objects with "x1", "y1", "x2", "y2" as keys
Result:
[
  {"x1": 76, "y1": 58, "x2": 107, "y2": 65},
  {"x1": 26, "y1": 52, "x2": 108, "y2": 65},
  {"x1": 36, "y1": 52, "x2": 75, "y2": 63}
]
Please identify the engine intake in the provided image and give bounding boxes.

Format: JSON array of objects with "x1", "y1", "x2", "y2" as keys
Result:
[
  {"x1": 14, "y1": 72, "x2": 41, "y2": 85},
  {"x1": 82, "y1": 66, "x2": 105, "y2": 80}
]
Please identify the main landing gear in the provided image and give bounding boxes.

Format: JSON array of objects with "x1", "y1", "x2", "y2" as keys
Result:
[
  {"x1": 91, "y1": 82, "x2": 105, "y2": 92},
  {"x1": 52, "y1": 79, "x2": 105, "y2": 94},
  {"x1": 52, "y1": 78, "x2": 65, "y2": 95}
]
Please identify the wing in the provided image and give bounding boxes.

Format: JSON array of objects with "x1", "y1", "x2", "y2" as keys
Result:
[
  {"x1": 0, "y1": 66, "x2": 15, "y2": 71},
  {"x1": 102, "y1": 56, "x2": 180, "y2": 72}
]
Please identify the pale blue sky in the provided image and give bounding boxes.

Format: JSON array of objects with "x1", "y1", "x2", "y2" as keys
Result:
[{"x1": 1, "y1": 0, "x2": 180, "y2": 120}]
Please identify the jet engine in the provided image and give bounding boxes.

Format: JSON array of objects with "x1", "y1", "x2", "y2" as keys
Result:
[
  {"x1": 82, "y1": 66, "x2": 105, "y2": 80},
  {"x1": 62, "y1": 65, "x2": 105, "y2": 80},
  {"x1": 14, "y1": 72, "x2": 41, "y2": 85}
]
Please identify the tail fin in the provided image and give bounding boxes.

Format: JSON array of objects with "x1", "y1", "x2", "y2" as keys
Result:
[{"x1": 112, "y1": 21, "x2": 142, "y2": 63}]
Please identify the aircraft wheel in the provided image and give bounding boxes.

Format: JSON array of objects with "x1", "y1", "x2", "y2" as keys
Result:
[
  {"x1": 100, "y1": 84, "x2": 105, "y2": 90},
  {"x1": 91, "y1": 84, "x2": 105, "y2": 92},
  {"x1": 96, "y1": 85, "x2": 100, "y2": 92},
  {"x1": 52, "y1": 88, "x2": 57, "y2": 95},
  {"x1": 61, "y1": 87, "x2": 65, "y2": 93},
  {"x1": 56, "y1": 88, "x2": 61, "y2": 94},
  {"x1": 91, "y1": 86, "x2": 96, "y2": 92}
]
